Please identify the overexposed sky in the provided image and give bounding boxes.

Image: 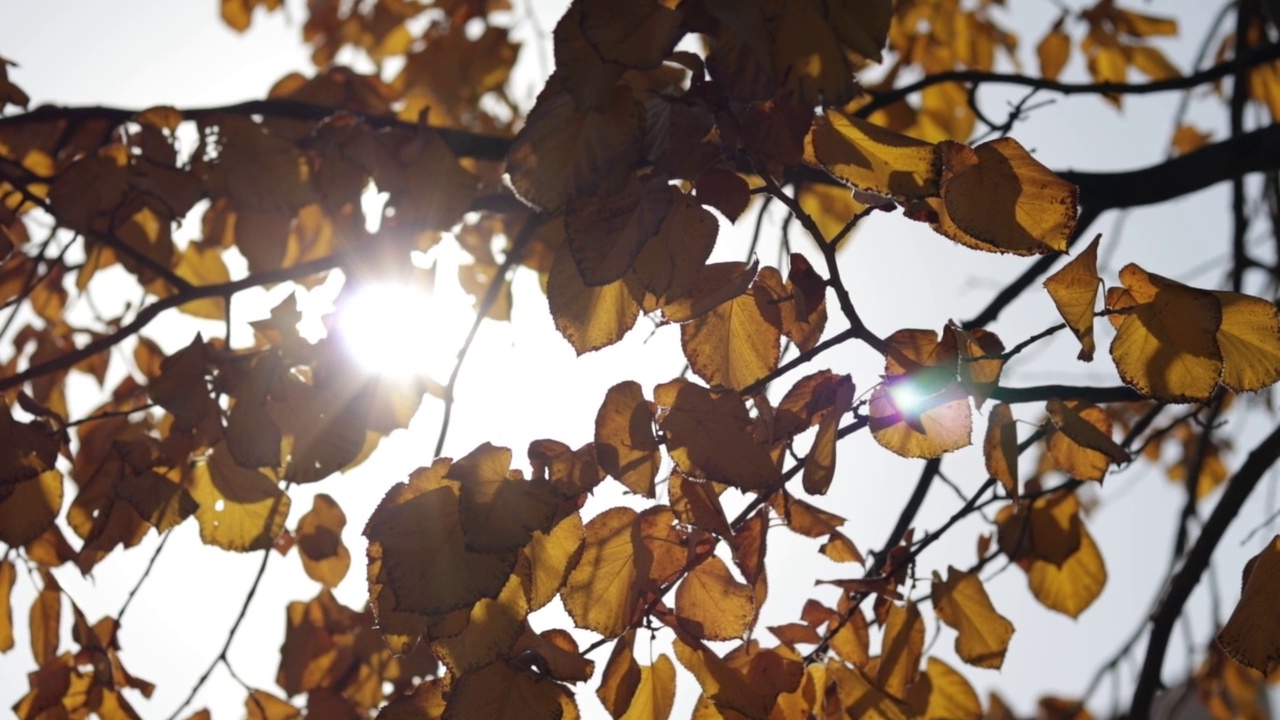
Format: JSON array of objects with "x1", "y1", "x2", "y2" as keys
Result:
[{"x1": 2, "y1": 1, "x2": 1277, "y2": 718}]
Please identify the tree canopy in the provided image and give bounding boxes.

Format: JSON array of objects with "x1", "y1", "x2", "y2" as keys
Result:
[{"x1": 1, "y1": 0, "x2": 1280, "y2": 718}]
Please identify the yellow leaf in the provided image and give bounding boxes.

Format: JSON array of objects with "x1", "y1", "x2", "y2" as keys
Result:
[
  {"x1": 1170, "y1": 124, "x2": 1211, "y2": 157},
  {"x1": 522, "y1": 511, "x2": 585, "y2": 611},
  {"x1": 681, "y1": 275, "x2": 781, "y2": 392},
  {"x1": 205, "y1": 115, "x2": 314, "y2": 210},
  {"x1": 190, "y1": 446, "x2": 290, "y2": 552},
  {"x1": 562, "y1": 506, "x2": 687, "y2": 638},
  {"x1": 809, "y1": 110, "x2": 938, "y2": 201},
  {"x1": 983, "y1": 403, "x2": 1019, "y2": 498},
  {"x1": 931, "y1": 567, "x2": 1015, "y2": 669},
  {"x1": 29, "y1": 578, "x2": 59, "y2": 665},
  {"x1": 1037, "y1": 24, "x2": 1071, "y2": 81},
  {"x1": 876, "y1": 601, "x2": 924, "y2": 698},
  {"x1": 379, "y1": 679, "x2": 445, "y2": 720},
  {"x1": 676, "y1": 556, "x2": 756, "y2": 641},
  {"x1": 932, "y1": 137, "x2": 1078, "y2": 255},
  {"x1": 1217, "y1": 535, "x2": 1280, "y2": 674},
  {"x1": 566, "y1": 178, "x2": 673, "y2": 287},
  {"x1": 952, "y1": 326, "x2": 1005, "y2": 408},
  {"x1": 633, "y1": 191, "x2": 719, "y2": 303},
  {"x1": 364, "y1": 460, "x2": 518, "y2": 618},
  {"x1": 529, "y1": 440, "x2": 605, "y2": 497},
  {"x1": 173, "y1": 243, "x2": 230, "y2": 319},
  {"x1": 448, "y1": 442, "x2": 558, "y2": 552},
  {"x1": 620, "y1": 654, "x2": 677, "y2": 720},
  {"x1": 599, "y1": 631, "x2": 643, "y2": 718},
  {"x1": 827, "y1": 661, "x2": 912, "y2": 719},
  {"x1": 797, "y1": 183, "x2": 868, "y2": 244},
  {"x1": 442, "y1": 661, "x2": 576, "y2": 720},
  {"x1": 506, "y1": 82, "x2": 644, "y2": 213},
  {"x1": 905, "y1": 657, "x2": 982, "y2": 720},
  {"x1": 803, "y1": 374, "x2": 855, "y2": 496},
  {"x1": 0, "y1": 469, "x2": 63, "y2": 547},
  {"x1": 0, "y1": 559, "x2": 13, "y2": 652},
  {"x1": 432, "y1": 573, "x2": 528, "y2": 674},
  {"x1": 1043, "y1": 234, "x2": 1102, "y2": 361},
  {"x1": 580, "y1": 0, "x2": 684, "y2": 70},
  {"x1": 669, "y1": 472, "x2": 733, "y2": 539},
  {"x1": 655, "y1": 379, "x2": 782, "y2": 491},
  {"x1": 674, "y1": 638, "x2": 804, "y2": 719},
  {"x1": 553, "y1": 1, "x2": 627, "y2": 112},
  {"x1": 1026, "y1": 523, "x2": 1107, "y2": 618},
  {"x1": 1212, "y1": 290, "x2": 1280, "y2": 393},
  {"x1": 870, "y1": 328, "x2": 973, "y2": 459},
  {"x1": 548, "y1": 242, "x2": 644, "y2": 354},
  {"x1": 1109, "y1": 264, "x2": 1223, "y2": 402},
  {"x1": 1045, "y1": 399, "x2": 1130, "y2": 482},
  {"x1": 662, "y1": 261, "x2": 759, "y2": 324},
  {"x1": 224, "y1": 352, "x2": 283, "y2": 470},
  {"x1": 773, "y1": 370, "x2": 851, "y2": 442},
  {"x1": 1124, "y1": 45, "x2": 1180, "y2": 81},
  {"x1": 245, "y1": 689, "x2": 300, "y2": 720},
  {"x1": 595, "y1": 381, "x2": 662, "y2": 497},
  {"x1": 295, "y1": 494, "x2": 350, "y2": 588}
]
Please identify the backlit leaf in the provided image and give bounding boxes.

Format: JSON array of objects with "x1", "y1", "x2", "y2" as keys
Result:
[
  {"x1": 449, "y1": 442, "x2": 558, "y2": 552},
  {"x1": 681, "y1": 275, "x2": 781, "y2": 392},
  {"x1": 669, "y1": 472, "x2": 733, "y2": 539},
  {"x1": 809, "y1": 110, "x2": 938, "y2": 201},
  {"x1": 431, "y1": 573, "x2": 528, "y2": 674},
  {"x1": 1026, "y1": 523, "x2": 1107, "y2": 618},
  {"x1": 365, "y1": 460, "x2": 518, "y2": 618},
  {"x1": 595, "y1": 381, "x2": 662, "y2": 497},
  {"x1": 1036, "y1": 22, "x2": 1071, "y2": 81},
  {"x1": 549, "y1": 241, "x2": 644, "y2": 354},
  {"x1": 0, "y1": 469, "x2": 62, "y2": 546},
  {"x1": 506, "y1": 82, "x2": 644, "y2": 213},
  {"x1": 579, "y1": 0, "x2": 684, "y2": 70},
  {"x1": 566, "y1": 178, "x2": 673, "y2": 287},
  {"x1": 1212, "y1": 290, "x2": 1280, "y2": 393},
  {"x1": 1046, "y1": 399, "x2": 1129, "y2": 481},
  {"x1": 443, "y1": 661, "x2": 576, "y2": 720},
  {"x1": 932, "y1": 137, "x2": 1078, "y2": 255},
  {"x1": 191, "y1": 446, "x2": 290, "y2": 552},
  {"x1": 633, "y1": 192, "x2": 718, "y2": 303},
  {"x1": 1043, "y1": 234, "x2": 1102, "y2": 361},
  {"x1": 676, "y1": 556, "x2": 755, "y2": 641},
  {"x1": 173, "y1": 243, "x2": 230, "y2": 319},
  {"x1": 674, "y1": 638, "x2": 803, "y2": 719},
  {"x1": 827, "y1": 662, "x2": 911, "y2": 719},
  {"x1": 296, "y1": 493, "x2": 350, "y2": 588},
  {"x1": 655, "y1": 378, "x2": 782, "y2": 491},
  {"x1": 620, "y1": 654, "x2": 677, "y2": 720},
  {"x1": 931, "y1": 566, "x2": 1015, "y2": 669},
  {"x1": 1108, "y1": 264, "x2": 1222, "y2": 402},
  {"x1": 803, "y1": 374, "x2": 855, "y2": 496},
  {"x1": 876, "y1": 601, "x2": 924, "y2": 698},
  {"x1": 1217, "y1": 535, "x2": 1280, "y2": 674},
  {"x1": 521, "y1": 511, "x2": 585, "y2": 611},
  {"x1": 0, "y1": 560, "x2": 12, "y2": 652},
  {"x1": 983, "y1": 403, "x2": 1019, "y2": 498},
  {"x1": 905, "y1": 657, "x2": 982, "y2": 720},
  {"x1": 870, "y1": 381, "x2": 972, "y2": 459},
  {"x1": 662, "y1": 261, "x2": 759, "y2": 324},
  {"x1": 562, "y1": 506, "x2": 687, "y2": 638},
  {"x1": 599, "y1": 630, "x2": 643, "y2": 718}
]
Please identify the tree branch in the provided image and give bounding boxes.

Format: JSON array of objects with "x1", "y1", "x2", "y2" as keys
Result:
[
  {"x1": 1128, "y1": 419, "x2": 1280, "y2": 719},
  {"x1": 856, "y1": 41, "x2": 1280, "y2": 118},
  {"x1": 0, "y1": 253, "x2": 348, "y2": 393}
]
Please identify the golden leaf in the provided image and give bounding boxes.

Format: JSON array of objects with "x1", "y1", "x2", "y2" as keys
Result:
[
  {"x1": 595, "y1": 381, "x2": 662, "y2": 497},
  {"x1": 1045, "y1": 398, "x2": 1130, "y2": 482},
  {"x1": 365, "y1": 460, "x2": 518, "y2": 618},
  {"x1": 827, "y1": 661, "x2": 912, "y2": 719},
  {"x1": 566, "y1": 178, "x2": 673, "y2": 287},
  {"x1": 431, "y1": 573, "x2": 529, "y2": 674},
  {"x1": 295, "y1": 494, "x2": 350, "y2": 588},
  {"x1": 204, "y1": 115, "x2": 314, "y2": 210},
  {"x1": 449, "y1": 442, "x2": 558, "y2": 553},
  {"x1": 173, "y1": 243, "x2": 230, "y2": 319},
  {"x1": 1026, "y1": 523, "x2": 1107, "y2": 618},
  {"x1": 983, "y1": 403, "x2": 1019, "y2": 498},
  {"x1": 952, "y1": 326, "x2": 1005, "y2": 407},
  {"x1": 599, "y1": 630, "x2": 643, "y2": 718},
  {"x1": 1217, "y1": 535, "x2": 1280, "y2": 674},
  {"x1": 1171, "y1": 124, "x2": 1211, "y2": 157},
  {"x1": 931, "y1": 567, "x2": 1015, "y2": 669},
  {"x1": 0, "y1": 466, "x2": 61, "y2": 549},
  {"x1": 506, "y1": 82, "x2": 644, "y2": 213},
  {"x1": 1212, "y1": 290, "x2": 1280, "y2": 393},
  {"x1": 676, "y1": 556, "x2": 756, "y2": 641},
  {"x1": 669, "y1": 472, "x2": 733, "y2": 539},
  {"x1": 662, "y1": 261, "x2": 759, "y2": 324},
  {"x1": 932, "y1": 137, "x2": 1078, "y2": 255},
  {"x1": 1043, "y1": 234, "x2": 1102, "y2": 361},
  {"x1": 674, "y1": 638, "x2": 804, "y2": 719},
  {"x1": 548, "y1": 241, "x2": 644, "y2": 354},
  {"x1": 681, "y1": 275, "x2": 781, "y2": 392},
  {"x1": 1037, "y1": 23, "x2": 1071, "y2": 81},
  {"x1": 528, "y1": 440, "x2": 605, "y2": 497},
  {"x1": 633, "y1": 191, "x2": 718, "y2": 303},
  {"x1": 443, "y1": 661, "x2": 576, "y2": 720},
  {"x1": 876, "y1": 601, "x2": 924, "y2": 698},
  {"x1": 0, "y1": 560, "x2": 11, "y2": 652},
  {"x1": 655, "y1": 379, "x2": 782, "y2": 491},
  {"x1": 905, "y1": 657, "x2": 982, "y2": 720},
  {"x1": 621, "y1": 654, "x2": 677, "y2": 720},
  {"x1": 803, "y1": 374, "x2": 855, "y2": 496},
  {"x1": 809, "y1": 110, "x2": 938, "y2": 201},
  {"x1": 190, "y1": 446, "x2": 290, "y2": 552},
  {"x1": 521, "y1": 511, "x2": 585, "y2": 611},
  {"x1": 562, "y1": 506, "x2": 687, "y2": 638}
]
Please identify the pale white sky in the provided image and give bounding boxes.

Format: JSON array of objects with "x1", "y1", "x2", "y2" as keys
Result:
[{"x1": 1, "y1": 1, "x2": 1276, "y2": 718}]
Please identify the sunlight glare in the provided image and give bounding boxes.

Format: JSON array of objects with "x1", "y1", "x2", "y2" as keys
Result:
[
  {"x1": 888, "y1": 381, "x2": 928, "y2": 413},
  {"x1": 335, "y1": 279, "x2": 475, "y2": 381}
]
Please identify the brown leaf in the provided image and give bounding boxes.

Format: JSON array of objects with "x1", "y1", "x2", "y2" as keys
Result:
[{"x1": 655, "y1": 378, "x2": 782, "y2": 491}]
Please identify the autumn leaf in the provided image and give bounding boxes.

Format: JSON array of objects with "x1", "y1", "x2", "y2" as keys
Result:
[
  {"x1": 931, "y1": 137, "x2": 1078, "y2": 255},
  {"x1": 905, "y1": 657, "x2": 982, "y2": 720},
  {"x1": 0, "y1": 559, "x2": 14, "y2": 652},
  {"x1": 1037, "y1": 20, "x2": 1071, "y2": 81},
  {"x1": 566, "y1": 178, "x2": 672, "y2": 287},
  {"x1": 599, "y1": 630, "x2": 643, "y2": 718},
  {"x1": 1213, "y1": 290, "x2": 1280, "y2": 393},
  {"x1": 579, "y1": 0, "x2": 684, "y2": 70},
  {"x1": 443, "y1": 661, "x2": 577, "y2": 720},
  {"x1": 669, "y1": 471, "x2": 733, "y2": 539},
  {"x1": 1043, "y1": 234, "x2": 1102, "y2": 361},
  {"x1": 295, "y1": 493, "x2": 350, "y2": 587},
  {"x1": 876, "y1": 601, "x2": 925, "y2": 698},
  {"x1": 448, "y1": 442, "x2": 558, "y2": 553},
  {"x1": 190, "y1": 445, "x2": 290, "y2": 552},
  {"x1": 983, "y1": 403, "x2": 1019, "y2": 498},
  {"x1": 676, "y1": 556, "x2": 756, "y2": 641},
  {"x1": 1045, "y1": 398, "x2": 1130, "y2": 481},
  {"x1": 673, "y1": 638, "x2": 804, "y2": 719},
  {"x1": 521, "y1": 511, "x2": 585, "y2": 611},
  {"x1": 803, "y1": 374, "x2": 855, "y2": 496},
  {"x1": 561, "y1": 506, "x2": 687, "y2": 638},
  {"x1": 633, "y1": 191, "x2": 718, "y2": 302},
  {"x1": 595, "y1": 381, "x2": 662, "y2": 497},
  {"x1": 870, "y1": 329, "x2": 973, "y2": 459},
  {"x1": 932, "y1": 566, "x2": 1015, "y2": 669},
  {"x1": 809, "y1": 109, "x2": 939, "y2": 202},
  {"x1": 1025, "y1": 525, "x2": 1107, "y2": 618},
  {"x1": 1217, "y1": 535, "x2": 1280, "y2": 674},
  {"x1": 549, "y1": 241, "x2": 644, "y2": 354},
  {"x1": 431, "y1": 573, "x2": 529, "y2": 674},
  {"x1": 365, "y1": 459, "x2": 518, "y2": 618},
  {"x1": 655, "y1": 378, "x2": 782, "y2": 491},
  {"x1": 681, "y1": 274, "x2": 781, "y2": 392}
]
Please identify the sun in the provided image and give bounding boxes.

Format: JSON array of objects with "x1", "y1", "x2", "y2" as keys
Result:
[{"x1": 335, "y1": 282, "x2": 442, "y2": 377}]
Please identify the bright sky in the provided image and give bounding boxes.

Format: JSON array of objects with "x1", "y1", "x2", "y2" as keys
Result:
[{"x1": 2, "y1": 1, "x2": 1277, "y2": 718}]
